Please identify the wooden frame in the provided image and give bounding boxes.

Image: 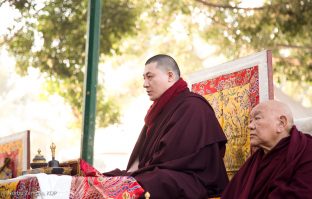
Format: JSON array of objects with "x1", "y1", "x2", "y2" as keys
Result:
[
  {"x1": 0, "y1": 130, "x2": 30, "y2": 177},
  {"x1": 188, "y1": 50, "x2": 273, "y2": 178}
]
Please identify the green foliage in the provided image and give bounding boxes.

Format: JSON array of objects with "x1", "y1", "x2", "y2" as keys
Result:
[
  {"x1": 137, "y1": 0, "x2": 312, "y2": 104},
  {"x1": 1, "y1": 0, "x2": 311, "y2": 129},
  {"x1": 191, "y1": 0, "x2": 312, "y2": 83},
  {"x1": 1, "y1": 0, "x2": 140, "y2": 127}
]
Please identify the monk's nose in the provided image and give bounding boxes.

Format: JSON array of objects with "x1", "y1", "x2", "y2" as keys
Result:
[
  {"x1": 248, "y1": 121, "x2": 255, "y2": 130},
  {"x1": 248, "y1": 123, "x2": 256, "y2": 130},
  {"x1": 143, "y1": 79, "x2": 149, "y2": 88}
]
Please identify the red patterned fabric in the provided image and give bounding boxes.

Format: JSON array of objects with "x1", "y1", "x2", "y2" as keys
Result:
[
  {"x1": 13, "y1": 177, "x2": 40, "y2": 199},
  {"x1": 0, "y1": 159, "x2": 144, "y2": 199},
  {"x1": 192, "y1": 65, "x2": 259, "y2": 107},
  {"x1": 70, "y1": 176, "x2": 144, "y2": 199},
  {"x1": 73, "y1": 159, "x2": 144, "y2": 198},
  {"x1": 79, "y1": 159, "x2": 102, "y2": 177}
]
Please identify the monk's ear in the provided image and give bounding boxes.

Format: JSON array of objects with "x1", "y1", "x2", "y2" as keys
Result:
[
  {"x1": 277, "y1": 115, "x2": 288, "y2": 133},
  {"x1": 168, "y1": 71, "x2": 175, "y2": 82}
]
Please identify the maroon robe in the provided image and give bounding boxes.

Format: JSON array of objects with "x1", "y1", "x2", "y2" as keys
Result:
[
  {"x1": 222, "y1": 126, "x2": 312, "y2": 199},
  {"x1": 105, "y1": 89, "x2": 228, "y2": 198}
]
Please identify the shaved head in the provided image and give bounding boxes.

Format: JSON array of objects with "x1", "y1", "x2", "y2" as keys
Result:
[
  {"x1": 254, "y1": 100, "x2": 294, "y2": 132},
  {"x1": 249, "y1": 100, "x2": 294, "y2": 153},
  {"x1": 145, "y1": 54, "x2": 180, "y2": 81}
]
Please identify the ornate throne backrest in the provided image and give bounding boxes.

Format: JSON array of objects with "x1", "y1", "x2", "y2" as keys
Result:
[{"x1": 188, "y1": 50, "x2": 274, "y2": 179}]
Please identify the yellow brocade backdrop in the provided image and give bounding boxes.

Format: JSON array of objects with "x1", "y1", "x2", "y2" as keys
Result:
[
  {"x1": 191, "y1": 65, "x2": 260, "y2": 179},
  {"x1": 204, "y1": 84, "x2": 251, "y2": 179}
]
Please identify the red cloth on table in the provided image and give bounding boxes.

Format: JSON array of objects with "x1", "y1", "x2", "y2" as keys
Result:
[{"x1": 72, "y1": 159, "x2": 144, "y2": 199}]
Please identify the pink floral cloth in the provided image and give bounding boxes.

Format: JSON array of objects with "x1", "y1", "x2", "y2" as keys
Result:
[
  {"x1": 13, "y1": 177, "x2": 40, "y2": 199},
  {"x1": 69, "y1": 159, "x2": 144, "y2": 199},
  {"x1": 70, "y1": 176, "x2": 144, "y2": 199}
]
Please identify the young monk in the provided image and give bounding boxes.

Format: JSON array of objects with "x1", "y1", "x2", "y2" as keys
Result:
[{"x1": 105, "y1": 54, "x2": 229, "y2": 198}]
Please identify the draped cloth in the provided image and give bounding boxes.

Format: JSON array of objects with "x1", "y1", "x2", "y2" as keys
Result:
[
  {"x1": 14, "y1": 177, "x2": 40, "y2": 199},
  {"x1": 70, "y1": 159, "x2": 144, "y2": 199},
  {"x1": 79, "y1": 159, "x2": 102, "y2": 177},
  {"x1": 70, "y1": 176, "x2": 144, "y2": 199},
  {"x1": 105, "y1": 80, "x2": 228, "y2": 198},
  {"x1": 144, "y1": 78, "x2": 187, "y2": 135},
  {"x1": 0, "y1": 159, "x2": 144, "y2": 199},
  {"x1": 221, "y1": 126, "x2": 312, "y2": 199},
  {"x1": 0, "y1": 176, "x2": 40, "y2": 199}
]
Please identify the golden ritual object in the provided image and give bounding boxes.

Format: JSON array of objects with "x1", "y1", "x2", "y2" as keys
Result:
[
  {"x1": 30, "y1": 149, "x2": 48, "y2": 169},
  {"x1": 50, "y1": 142, "x2": 56, "y2": 160},
  {"x1": 26, "y1": 143, "x2": 72, "y2": 175},
  {"x1": 48, "y1": 142, "x2": 60, "y2": 167}
]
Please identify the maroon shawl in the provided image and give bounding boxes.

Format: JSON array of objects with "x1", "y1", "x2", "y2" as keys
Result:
[
  {"x1": 222, "y1": 126, "x2": 312, "y2": 199},
  {"x1": 144, "y1": 78, "x2": 187, "y2": 135}
]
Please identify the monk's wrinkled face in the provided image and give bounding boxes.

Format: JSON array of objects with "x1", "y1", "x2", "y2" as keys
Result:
[
  {"x1": 248, "y1": 103, "x2": 280, "y2": 153},
  {"x1": 143, "y1": 62, "x2": 171, "y2": 101}
]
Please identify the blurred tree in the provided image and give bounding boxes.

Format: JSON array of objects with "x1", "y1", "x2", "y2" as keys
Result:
[
  {"x1": 151, "y1": 0, "x2": 312, "y2": 104},
  {"x1": 0, "y1": 0, "x2": 140, "y2": 127},
  {"x1": 1, "y1": 0, "x2": 311, "y2": 130},
  {"x1": 117, "y1": 0, "x2": 312, "y2": 84},
  {"x1": 94, "y1": 0, "x2": 206, "y2": 111},
  {"x1": 190, "y1": 0, "x2": 312, "y2": 83}
]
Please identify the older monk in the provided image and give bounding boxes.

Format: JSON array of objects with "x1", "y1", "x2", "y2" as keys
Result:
[{"x1": 222, "y1": 100, "x2": 312, "y2": 199}]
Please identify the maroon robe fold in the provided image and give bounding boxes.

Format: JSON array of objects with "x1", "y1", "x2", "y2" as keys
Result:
[
  {"x1": 221, "y1": 126, "x2": 312, "y2": 199},
  {"x1": 105, "y1": 89, "x2": 228, "y2": 199}
]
